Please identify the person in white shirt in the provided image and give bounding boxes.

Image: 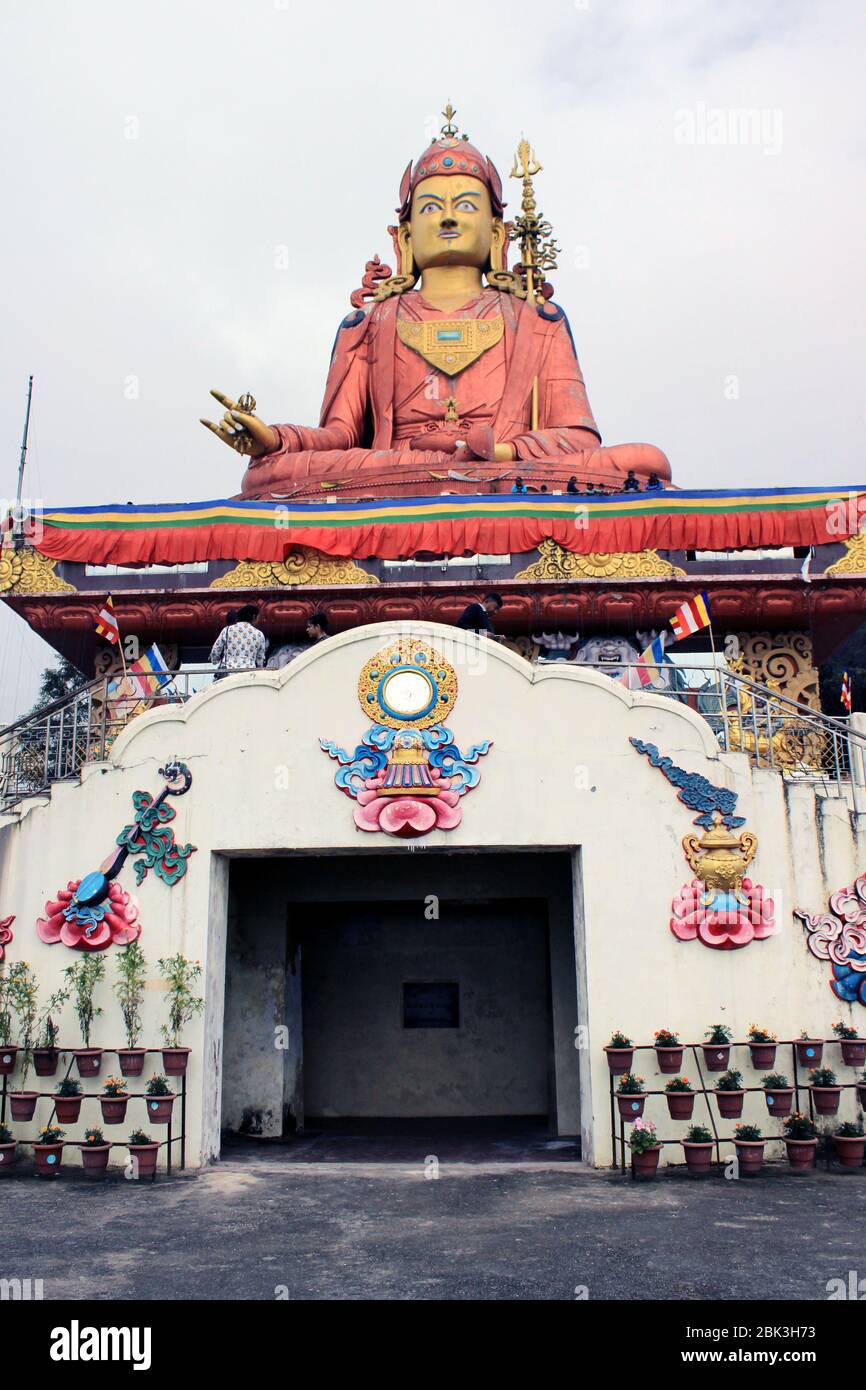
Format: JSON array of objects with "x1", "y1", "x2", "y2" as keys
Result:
[{"x1": 209, "y1": 604, "x2": 268, "y2": 677}]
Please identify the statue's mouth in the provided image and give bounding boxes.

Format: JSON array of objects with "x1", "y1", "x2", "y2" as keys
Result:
[{"x1": 438, "y1": 230, "x2": 461, "y2": 240}]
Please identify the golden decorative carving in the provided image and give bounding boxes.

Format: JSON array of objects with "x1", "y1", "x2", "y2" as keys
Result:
[
  {"x1": 514, "y1": 540, "x2": 685, "y2": 581},
  {"x1": 211, "y1": 549, "x2": 378, "y2": 589},
  {"x1": 396, "y1": 315, "x2": 504, "y2": 376},
  {"x1": 730, "y1": 631, "x2": 820, "y2": 711},
  {"x1": 357, "y1": 637, "x2": 458, "y2": 731},
  {"x1": 683, "y1": 814, "x2": 758, "y2": 895},
  {"x1": 826, "y1": 536, "x2": 866, "y2": 574},
  {"x1": 0, "y1": 545, "x2": 74, "y2": 595}
]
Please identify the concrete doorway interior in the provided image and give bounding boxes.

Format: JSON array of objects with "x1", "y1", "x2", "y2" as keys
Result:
[{"x1": 221, "y1": 850, "x2": 582, "y2": 1160}]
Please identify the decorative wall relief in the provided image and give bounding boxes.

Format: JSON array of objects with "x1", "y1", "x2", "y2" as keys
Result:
[
  {"x1": 630, "y1": 738, "x2": 775, "y2": 950},
  {"x1": 0, "y1": 916, "x2": 14, "y2": 962},
  {"x1": 36, "y1": 762, "x2": 196, "y2": 951},
  {"x1": 321, "y1": 637, "x2": 491, "y2": 839},
  {"x1": 795, "y1": 875, "x2": 866, "y2": 1006}
]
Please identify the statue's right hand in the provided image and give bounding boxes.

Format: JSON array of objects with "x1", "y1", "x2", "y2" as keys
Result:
[{"x1": 200, "y1": 390, "x2": 279, "y2": 457}]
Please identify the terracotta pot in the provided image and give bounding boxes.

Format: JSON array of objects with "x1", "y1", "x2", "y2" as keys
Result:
[
  {"x1": 81, "y1": 1144, "x2": 111, "y2": 1179},
  {"x1": 785, "y1": 1137, "x2": 817, "y2": 1171},
  {"x1": 162, "y1": 1047, "x2": 190, "y2": 1077},
  {"x1": 632, "y1": 1145, "x2": 661, "y2": 1177},
  {"x1": 748, "y1": 1042, "x2": 777, "y2": 1069},
  {"x1": 127, "y1": 1142, "x2": 160, "y2": 1179},
  {"x1": 666, "y1": 1090, "x2": 695, "y2": 1120},
  {"x1": 795, "y1": 1040, "x2": 823, "y2": 1066},
  {"x1": 145, "y1": 1094, "x2": 175, "y2": 1124},
  {"x1": 74, "y1": 1049, "x2": 103, "y2": 1078},
  {"x1": 603, "y1": 1046, "x2": 634, "y2": 1074},
  {"x1": 33, "y1": 1049, "x2": 60, "y2": 1077},
  {"x1": 833, "y1": 1135, "x2": 866, "y2": 1168},
  {"x1": 734, "y1": 1140, "x2": 765, "y2": 1176},
  {"x1": 857, "y1": 1082, "x2": 866, "y2": 1108},
  {"x1": 811, "y1": 1086, "x2": 842, "y2": 1116},
  {"x1": 616, "y1": 1093, "x2": 646, "y2": 1120},
  {"x1": 117, "y1": 1049, "x2": 146, "y2": 1077},
  {"x1": 682, "y1": 1141, "x2": 714, "y2": 1175},
  {"x1": 99, "y1": 1095, "x2": 129, "y2": 1125},
  {"x1": 9, "y1": 1090, "x2": 38, "y2": 1122},
  {"x1": 34, "y1": 1142, "x2": 64, "y2": 1178},
  {"x1": 702, "y1": 1044, "x2": 730, "y2": 1072},
  {"x1": 0, "y1": 1046, "x2": 18, "y2": 1075},
  {"x1": 54, "y1": 1095, "x2": 83, "y2": 1123},
  {"x1": 840, "y1": 1040, "x2": 866, "y2": 1067},
  {"x1": 763, "y1": 1087, "x2": 794, "y2": 1118},
  {"x1": 655, "y1": 1046, "x2": 684, "y2": 1074},
  {"x1": 715, "y1": 1089, "x2": 745, "y2": 1118},
  {"x1": 0, "y1": 1142, "x2": 17, "y2": 1175}
]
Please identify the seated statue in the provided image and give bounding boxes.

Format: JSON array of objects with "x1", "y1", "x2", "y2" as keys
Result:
[{"x1": 202, "y1": 105, "x2": 670, "y2": 500}]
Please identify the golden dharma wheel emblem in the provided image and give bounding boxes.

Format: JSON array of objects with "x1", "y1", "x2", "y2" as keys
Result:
[{"x1": 357, "y1": 638, "x2": 458, "y2": 730}]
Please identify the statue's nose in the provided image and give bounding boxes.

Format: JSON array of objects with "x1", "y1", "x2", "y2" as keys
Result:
[{"x1": 440, "y1": 214, "x2": 458, "y2": 228}]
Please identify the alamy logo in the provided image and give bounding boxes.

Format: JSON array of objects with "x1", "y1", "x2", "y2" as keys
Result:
[
  {"x1": 50, "y1": 1321, "x2": 152, "y2": 1371},
  {"x1": 826, "y1": 1270, "x2": 866, "y2": 1300},
  {"x1": 0, "y1": 1277, "x2": 43, "y2": 1300}
]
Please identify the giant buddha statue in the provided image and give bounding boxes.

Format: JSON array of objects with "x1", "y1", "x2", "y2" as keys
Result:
[{"x1": 202, "y1": 106, "x2": 670, "y2": 500}]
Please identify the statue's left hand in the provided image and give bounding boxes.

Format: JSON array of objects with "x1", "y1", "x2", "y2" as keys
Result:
[
  {"x1": 200, "y1": 390, "x2": 279, "y2": 457},
  {"x1": 452, "y1": 425, "x2": 515, "y2": 465}
]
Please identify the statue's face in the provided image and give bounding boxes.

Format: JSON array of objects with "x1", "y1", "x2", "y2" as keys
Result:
[{"x1": 406, "y1": 174, "x2": 503, "y2": 272}]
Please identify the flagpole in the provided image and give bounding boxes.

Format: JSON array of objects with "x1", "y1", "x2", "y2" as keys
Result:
[{"x1": 706, "y1": 617, "x2": 730, "y2": 751}]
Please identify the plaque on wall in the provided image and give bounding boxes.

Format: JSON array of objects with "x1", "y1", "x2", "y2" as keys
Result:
[{"x1": 403, "y1": 982, "x2": 460, "y2": 1029}]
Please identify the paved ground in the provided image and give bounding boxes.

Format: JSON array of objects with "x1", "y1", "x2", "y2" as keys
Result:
[{"x1": 3, "y1": 1136, "x2": 865, "y2": 1300}]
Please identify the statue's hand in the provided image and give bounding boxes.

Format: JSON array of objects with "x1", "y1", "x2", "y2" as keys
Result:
[{"x1": 200, "y1": 390, "x2": 279, "y2": 457}]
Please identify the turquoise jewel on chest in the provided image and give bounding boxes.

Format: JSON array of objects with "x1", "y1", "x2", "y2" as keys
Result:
[{"x1": 436, "y1": 330, "x2": 462, "y2": 341}]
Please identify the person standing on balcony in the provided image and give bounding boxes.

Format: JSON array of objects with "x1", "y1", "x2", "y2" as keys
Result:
[{"x1": 209, "y1": 604, "x2": 268, "y2": 678}]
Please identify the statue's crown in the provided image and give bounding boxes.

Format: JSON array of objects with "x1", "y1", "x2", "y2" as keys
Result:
[{"x1": 397, "y1": 103, "x2": 505, "y2": 221}]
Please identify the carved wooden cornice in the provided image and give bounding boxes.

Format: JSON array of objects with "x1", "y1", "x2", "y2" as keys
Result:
[{"x1": 514, "y1": 541, "x2": 686, "y2": 581}]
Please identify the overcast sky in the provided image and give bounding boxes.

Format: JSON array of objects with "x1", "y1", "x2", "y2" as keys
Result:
[{"x1": 1, "y1": 0, "x2": 864, "y2": 721}]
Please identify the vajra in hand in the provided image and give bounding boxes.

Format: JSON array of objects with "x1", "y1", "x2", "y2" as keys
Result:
[{"x1": 200, "y1": 390, "x2": 278, "y2": 457}]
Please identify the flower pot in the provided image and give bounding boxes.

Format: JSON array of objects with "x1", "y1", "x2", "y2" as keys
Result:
[
  {"x1": 682, "y1": 1141, "x2": 714, "y2": 1175},
  {"x1": 54, "y1": 1095, "x2": 83, "y2": 1123},
  {"x1": 702, "y1": 1044, "x2": 730, "y2": 1072},
  {"x1": 33, "y1": 1048, "x2": 60, "y2": 1077},
  {"x1": 833, "y1": 1135, "x2": 866, "y2": 1168},
  {"x1": 715, "y1": 1089, "x2": 745, "y2": 1119},
  {"x1": 666, "y1": 1091, "x2": 695, "y2": 1120},
  {"x1": 0, "y1": 1141, "x2": 17, "y2": 1175},
  {"x1": 857, "y1": 1082, "x2": 866, "y2": 1108},
  {"x1": 74, "y1": 1048, "x2": 103, "y2": 1078},
  {"x1": 795, "y1": 1040, "x2": 823, "y2": 1066},
  {"x1": 9, "y1": 1090, "x2": 38, "y2": 1122},
  {"x1": 763, "y1": 1087, "x2": 794, "y2": 1118},
  {"x1": 785, "y1": 1137, "x2": 817, "y2": 1171},
  {"x1": 811, "y1": 1086, "x2": 842, "y2": 1116},
  {"x1": 631, "y1": 1145, "x2": 661, "y2": 1178},
  {"x1": 33, "y1": 1142, "x2": 64, "y2": 1178},
  {"x1": 99, "y1": 1095, "x2": 129, "y2": 1125},
  {"x1": 616, "y1": 1093, "x2": 645, "y2": 1120},
  {"x1": 81, "y1": 1144, "x2": 111, "y2": 1180},
  {"x1": 117, "y1": 1049, "x2": 146, "y2": 1077},
  {"x1": 0, "y1": 1046, "x2": 18, "y2": 1075},
  {"x1": 840, "y1": 1040, "x2": 866, "y2": 1067},
  {"x1": 655, "y1": 1046, "x2": 684, "y2": 1074},
  {"x1": 748, "y1": 1042, "x2": 777, "y2": 1069},
  {"x1": 603, "y1": 1046, "x2": 634, "y2": 1074},
  {"x1": 145, "y1": 1094, "x2": 175, "y2": 1124},
  {"x1": 161, "y1": 1047, "x2": 190, "y2": 1077},
  {"x1": 127, "y1": 1142, "x2": 160, "y2": 1179},
  {"x1": 734, "y1": 1140, "x2": 765, "y2": 1176}
]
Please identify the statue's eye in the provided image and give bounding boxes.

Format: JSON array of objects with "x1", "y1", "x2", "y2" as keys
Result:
[
  {"x1": 419, "y1": 201, "x2": 441, "y2": 214},
  {"x1": 455, "y1": 200, "x2": 478, "y2": 212}
]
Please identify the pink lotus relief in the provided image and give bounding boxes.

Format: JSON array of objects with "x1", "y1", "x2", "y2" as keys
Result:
[
  {"x1": 353, "y1": 767, "x2": 463, "y2": 839},
  {"x1": 37, "y1": 881, "x2": 141, "y2": 951},
  {"x1": 0, "y1": 915, "x2": 14, "y2": 962},
  {"x1": 670, "y1": 879, "x2": 775, "y2": 951}
]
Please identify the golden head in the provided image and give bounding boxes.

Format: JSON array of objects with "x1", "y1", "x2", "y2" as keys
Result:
[{"x1": 399, "y1": 174, "x2": 505, "y2": 277}]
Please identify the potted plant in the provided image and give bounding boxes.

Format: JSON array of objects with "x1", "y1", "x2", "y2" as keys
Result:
[
  {"x1": 833, "y1": 1119, "x2": 865, "y2": 1169},
  {"x1": 64, "y1": 955, "x2": 105, "y2": 1076},
  {"x1": 702, "y1": 1023, "x2": 733, "y2": 1072},
  {"x1": 654, "y1": 1028, "x2": 683, "y2": 1074},
  {"x1": 747, "y1": 1025, "x2": 777, "y2": 1070},
  {"x1": 127, "y1": 1127, "x2": 160, "y2": 1180},
  {"x1": 714, "y1": 1069, "x2": 746, "y2": 1118},
  {"x1": 603, "y1": 1029, "x2": 634, "y2": 1074},
  {"x1": 616, "y1": 1072, "x2": 646, "y2": 1120},
  {"x1": 795, "y1": 1031, "x2": 823, "y2": 1067},
  {"x1": 783, "y1": 1112, "x2": 818, "y2": 1170},
  {"x1": 682, "y1": 1123, "x2": 715, "y2": 1175},
  {"x1": 144, "y1": 1073, "x2": 175, "y2": 1123},
  {"x1": 761, "y1": 1072, "x2": 794, "y2": 1118},
  {"x1": 33, "y1": 986, "x2": 70, "y2": 1077},
  {"x1": 809, "y1": 1066, "x2": 842, "y2": 1115},
  {"x1": 665, "y1": 1075, "x2": 695, "y2": 1120},
  {"x1": 0, "y1": 962, "x2": 19, "y2": 1076},
  {"x1": 54, "y1": 1075, "x2": 83, "y2": 1123},
  {"x1": 33, "y1": 1123, "x2": 66, "y2": 1178},
  {"x1": 629, "y1": 1117, "x2": 662, "y2": 1177},
  {"x1": 9, "y1": 961, "x2": 39, "y2": 1121},
  {"x1": 858, "y1": 1070, "x2": 866, "y2": 1109},
  {"x1": 81, "y1": 1127, "x2": 111, "y2": 1180},
  {"x1": 99, "y1": 1075, "x2": 129, "y2": 1125},
  {"x1": 157, "y1": 954, "x2": 203, "y2": 1075},
  {"x1": 114, "y1": 941, "x2": 148, "y2": 1076},
  {"x1": 833, "y1": 1021, "x2": 866, "y2": 1068},
  {"x1": 733, "y1": 1122, "x2": 765, "y2": 1175},
  {"x1": 0, "y1": 1122, "x2": 17, "y2": 1176}
]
